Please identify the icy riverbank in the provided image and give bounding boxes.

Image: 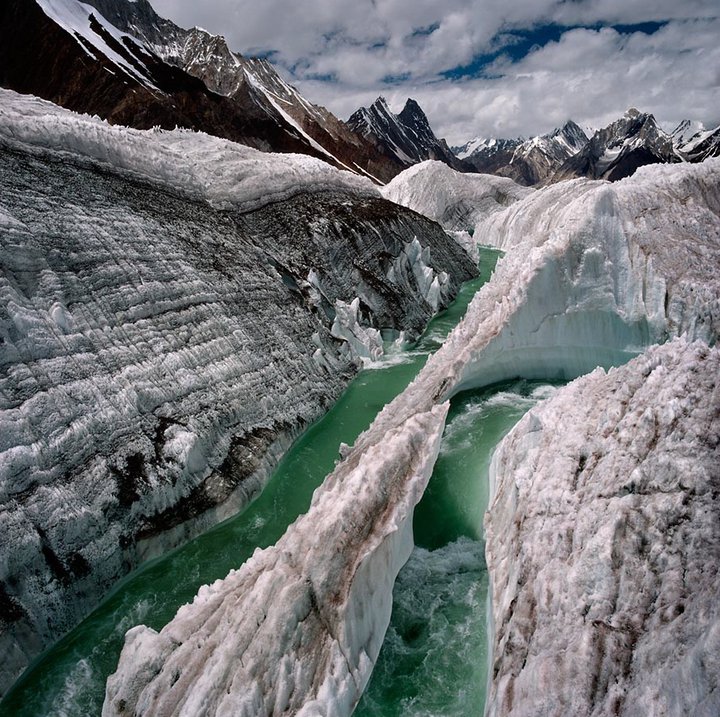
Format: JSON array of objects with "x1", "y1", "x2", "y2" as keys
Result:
[
  {"x1": 104, "y1": 404, "x2": 449, "y2": 716},
  {"x1": 0, "y1": 90, "x2": 477, "y2": 695},
  {"x1": 106, "y1": 159, "x2": 720, "y2": 713},
  {"x1": 485, "y1": 339, "x2": 720, "y2": 716}
]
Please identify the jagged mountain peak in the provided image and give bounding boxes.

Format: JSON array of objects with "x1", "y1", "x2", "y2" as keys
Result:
[
  {"x1": 348, "y1": 95, "x2": 466, "y2": 172},
  {"x1": 551, "y1": 109, "x2": 677, "y2": 183}
]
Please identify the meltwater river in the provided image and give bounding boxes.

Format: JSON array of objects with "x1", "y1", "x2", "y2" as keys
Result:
[{"x1": 1, "y1": 248, "x2": 557, "y2": 717}]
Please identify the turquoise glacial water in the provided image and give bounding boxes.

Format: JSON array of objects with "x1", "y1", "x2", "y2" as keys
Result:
[{"x1": 1, "y1": 247, "x2": 553, "y2": 717}]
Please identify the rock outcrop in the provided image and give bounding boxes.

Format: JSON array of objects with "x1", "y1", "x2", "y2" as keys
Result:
[
  {"x1": 0, "y1": 90, "x2": 476, "y2": 695},
  {"x1": 485, "y1": 339, "x2": 720, "y2": 717}
]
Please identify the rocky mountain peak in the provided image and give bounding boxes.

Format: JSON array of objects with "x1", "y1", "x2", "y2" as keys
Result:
[{"x1": 348, "y1": 95, "x2": 467, "y2": 172}]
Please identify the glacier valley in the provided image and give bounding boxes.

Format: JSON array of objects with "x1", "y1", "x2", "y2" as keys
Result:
[
  {"x1": 1, "y1": 87, "x2": 719, "y2": 717},
  {"x1": 103, "y1": 154, "x2": 720, "y2": 715}
]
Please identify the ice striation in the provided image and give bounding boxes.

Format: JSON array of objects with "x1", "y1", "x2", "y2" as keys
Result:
[
  {"x1": 0, "y1": 91, "x2": 477, "y2": 695},
  {"x1": 485, "y1": 338, "x2": 720, "y2": 717},
  {"x1": 106, "y1": 156, "x2": 720, "y2": 714}
]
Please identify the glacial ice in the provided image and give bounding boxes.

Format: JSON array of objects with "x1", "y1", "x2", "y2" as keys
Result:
[
  {"x1": 485, "y1": 338, "x2": 720, "y2": 716},
  {"x1": 103, "y1": 404, "x2": 449, "y2": 717},
  {"x1": 0, "y1": 89, "x2": 377, "y2": 213},
  {"x1": 106, "y1": 158, "x2": 720, "y2": 714},
  {"x1": 0, "y1": 90, "x2": 476, "y2": 695},
  {"x1": 381, "y1": 160, "x2": 532, "y2": 259}
]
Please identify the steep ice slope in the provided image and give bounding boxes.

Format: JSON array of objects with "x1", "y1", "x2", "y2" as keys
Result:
[
  {"x1": 106, "y1": 159, "x2": 720, "y2": 715},
  {"x1": 0, "y1": 91, "x2": 477, "y2": 695},
  {"x1": 104, "y1": 404, "x2": 448, "y2": 717},
  {"x1": 485, "y1": 339, "x2": 720, "y2": 717},
  {"x1": 381, "y1": 160, "x2": 532, "y2": 232}
]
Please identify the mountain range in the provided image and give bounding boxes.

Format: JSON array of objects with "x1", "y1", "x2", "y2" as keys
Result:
[{"x1": 3, "y1": 0, "x2": 718, "y2": 189}]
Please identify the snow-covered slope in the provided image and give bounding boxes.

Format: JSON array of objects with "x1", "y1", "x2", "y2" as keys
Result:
[
  {"x1": 105, "y1": 158, "x2": 720, "y2": 715},
  {"x1": 381, "y1": 161, "x2": 531, "y2": 230},
  {"x1": 552, "y1": 109, "x2": 678, "y2": 183},
  {"x1": 380, "y1": 160, "x2": 532, "y2": 259},
  {"x1": 672, "y1": 119, "x2": 720, "y2": 163},
  {"x1": 2, "y1": 0, "x2": 396, "y2": 180},
  {"x1": 0, "y1": 90, "x2": 477, "y2": 696},
  {"x1": 485, "y1": 338, "x2": 720, "y2": 717},
  {"x1": 347, "y1": 97, "x2": 465, "y2": 172}
]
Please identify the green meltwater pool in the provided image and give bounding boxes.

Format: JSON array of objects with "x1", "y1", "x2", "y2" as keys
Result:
[{"x1": 1, "y1": 247, "x2": 557, "y2": 717}]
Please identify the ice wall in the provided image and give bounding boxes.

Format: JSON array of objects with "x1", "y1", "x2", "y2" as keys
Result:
[
  {"x1": 449, "y1": 162, "x2": 720, "y2": 392},
  {"x1": 104, "y1": 404, "x2": 448, "y2": 717},
  {"x1": 0, "y1": 89, "x2": 377, "y2": 212},
  {"x1": 0, "y1": 92, "x2": 477, "y2": 695},
  {"x1": 485, "y1": 339, "x2": 720, "y2": 716}
]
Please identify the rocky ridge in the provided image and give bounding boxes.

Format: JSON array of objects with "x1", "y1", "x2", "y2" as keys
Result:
[{"x1": 0, "y1": 0, "x2": 397, "y2": 181}]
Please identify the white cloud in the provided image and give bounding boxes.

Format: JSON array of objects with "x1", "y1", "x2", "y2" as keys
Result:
[{"x1": 150, "y1": 0, "x2": 720, "y2": 143}]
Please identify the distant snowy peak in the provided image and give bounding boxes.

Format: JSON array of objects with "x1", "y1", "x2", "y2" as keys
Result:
[
  {"x1": 347, "y1": 97, "x2": 466, "y2": 172},
  {"x1": 503, "y1": 120, "x2": 589, "y2": 185},
  {"x1": 671, "y1": 119, "x2": 706, "y2": 147},
  {"x1": 451, "y1": 136, "x2": 523, "y2": 162},
  {"x1": 672, "y1": 119, "x2": 720, "y2": 163},
  {"x1": 455, "y1": 121, "x2": 588, "y2": 186},
  {"x1": 551, "y1": 109, "x2": 678, "y2": 183}
]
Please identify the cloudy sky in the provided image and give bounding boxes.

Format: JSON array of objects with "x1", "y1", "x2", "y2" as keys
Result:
[{"x1": 152, "y1": 0, "x2": 720, "y2": 145}]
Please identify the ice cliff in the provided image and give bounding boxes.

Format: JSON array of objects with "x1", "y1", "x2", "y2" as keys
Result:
[
  {"x1": 104, "y1": 404, "x2": 448, "y2": 717},
  {"x1": 105, "y1": 156, "x2": 720, "y2": 712},
  {"x1": 485, "y1": 338, "x2": 720, "y2": 716},
  {"x1": 0, "y1": 90, "x2": 477, "y2": 694}
]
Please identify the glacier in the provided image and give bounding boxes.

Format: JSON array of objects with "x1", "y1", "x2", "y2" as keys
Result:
[
  {"x1": 381, "y1": 160, "x2": 532, "y2": 260},
  {"x1": 485, "y1": 338, "x2": 720, "y2": 716},
  {"x1": 104, "y1": 404, "x2": 449, "y2": 716},
  {"x1": 105, "y1": 157, "x2": 720, "y2": 713},
  {"x1": 0, "y1": 90, "x2": 477, "y2": 695}
]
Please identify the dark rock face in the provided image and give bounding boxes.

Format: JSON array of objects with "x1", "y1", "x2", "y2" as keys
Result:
[
  {"x1": 0, "y1": 139, "x2": 476, "y2": 695},
  {"x1": 348, "y1": 97, "x2": 468, "y2": 172},
  {"x1": 551, "y1": 110, "x2": 679, "y2": 183},
  {"x1": 0, "y1": 0, "x2": 397, "y2": 180}
]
